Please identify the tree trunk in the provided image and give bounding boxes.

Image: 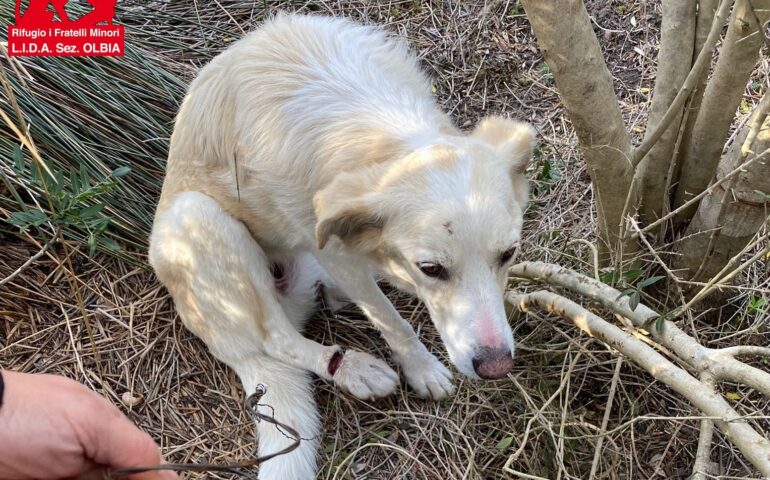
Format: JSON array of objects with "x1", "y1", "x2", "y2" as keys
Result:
[
  {"x1": 676, "y1": 112, "x2": 770, "y2": 281},
  {"x1": 520, "y1": 0, "x2": 635, "y2": 262},
  {"x1": 673, "y1": 0, "x2": 770, "y2": 226},
  {"x1": 670, "y1": 0, "x2": 720, "y2": 233},
  {"x1": 638, "y1": 0, "x2": 697, "y2": 227}
]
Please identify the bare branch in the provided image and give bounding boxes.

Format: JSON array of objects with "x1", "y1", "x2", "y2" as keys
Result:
[
  {"x1": 0, "y1": 230, "x2": 58, "y2": 286},
  {"x1": 674, "y1": 0, "x2": 770, "y2": 219},
  {"x1": 510, "y1": 262, "x2": 703, "y2": 365},
  {"x1": 691, "y1": 372, "x2": 716, "y2": 480},
  {"x1": 637, "y1": 0, "x2": 697, "y2": 223},
  {"x1": 741, "y1": 90, "x2": 770, "y2": 157},
  {"x1": 509, "y1": 261, "x2": 770, "y2": 395},
  {"x1": 508, "y1": 289, "x2": 770, "y2": 476},
  {"x1": 636, "y1": 146, "x2": 770, "y2": 237},
  {"x1": 721, "y1": 346, "x2": 770, "y2": 357},
  {"x1": 632, "y1": 0, "x2": 734, "y2": 167},
  {"x1": 715, "y1": 357, "x2": 770, "y2": 397}
]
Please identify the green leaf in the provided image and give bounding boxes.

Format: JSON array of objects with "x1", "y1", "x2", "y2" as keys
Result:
[
  {"x1": 748, "y1": 294, "x2": 767, "y2": 312},
  {"x1": 600, "y1": 271, "x2": 617, "y2": 285},
  {"x1": 88, "y1": 234, "x2": 97, "y2": 256},
  {"x1": 739, "y1": 98, "x2": 750, "y2": 114},
  {"x1": 80, "y1": 164, "x2": 90, "y2": 191},
  {"x1": 637, "y1": 275, "x2": 665, "y2": 289},
  {"x1": 79, "y1": 203, "x2": 104, "y2": 219},
  {"x1": 69, "y1": 168, "x2": 80, "y2": 197},
  {"x1": 622, "y1": 269, "x2": 643, "y2": 281},
  {"x1": 9, "y1": 209, "x2": 49, "y2": 228},
  {"x1": 12, "y1": 144, "x2": 24, "y2": 174},
  {"x1": 628, "y1": 291, "x2": 640, "y2": 311},
  {"x1": 93, "y1": 217, "x2": 111, "y2": 235},
  {"x1": 54, "y1": 170, "x2": 66, "y2": 196},
  {"x1": 496, "y1": 435, "x2": 514, "y2": 450},
  {"x1": 101, "y1": 237, "x2": 120, "y2": 252},
  {"x1": 112, "y1": 166, "x2": 132, "y2": 178}
]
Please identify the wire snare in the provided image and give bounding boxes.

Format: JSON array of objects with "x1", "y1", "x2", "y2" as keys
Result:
[{"x1": 107, "y1": 384, "x2": 301, "y2": 479}]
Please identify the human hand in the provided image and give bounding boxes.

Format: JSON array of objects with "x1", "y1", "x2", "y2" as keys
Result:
[{"x1": 0, "y1": 370, "x2": 177, "y2": 480}]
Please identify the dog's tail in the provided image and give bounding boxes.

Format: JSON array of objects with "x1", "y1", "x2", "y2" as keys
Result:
[{"x1": 236, "y1": 358, "x2": 320, "y2": 480}]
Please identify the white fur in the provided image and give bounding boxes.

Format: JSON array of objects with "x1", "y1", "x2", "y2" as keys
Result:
[{"x1": 149, "y1": 14, "x2": 534, "y2": 479}]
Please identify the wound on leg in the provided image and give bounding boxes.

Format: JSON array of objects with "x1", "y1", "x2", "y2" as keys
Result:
[{"x1": 328, "y1": 349, "x2": 344, "y2": 376}]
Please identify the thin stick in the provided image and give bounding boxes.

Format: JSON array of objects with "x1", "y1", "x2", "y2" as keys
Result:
[
  {"x1": 740, "y1": 80, "x2": 770, "y2": 157},
  {"x1": 0, "y1": 229, "x2": 59, "y2": 286},
  {"x1": 636, "y1": 146, "x2": 770, "y2": 237},
  {"x1": 683, "y1": 226, "x2": 770, "y2": 312},
  {"x1": 567, "y1": 238, "x2": 600, "y2": 281},
  {"x1": 658, "y1": 94, "x2": 694, "y2": 240},
  {"x1": 588, "y1": 355, "x2": 623, "y2": 480},
  {"x1": 690, "y1": 372, "x2": 716, "y2": 480}
]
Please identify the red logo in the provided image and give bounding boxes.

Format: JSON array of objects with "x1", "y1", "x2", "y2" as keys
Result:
[{"x1": 8, "y1": 0, "x2": 124, "y2": 56}]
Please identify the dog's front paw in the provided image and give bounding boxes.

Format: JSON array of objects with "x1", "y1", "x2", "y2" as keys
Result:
[
  {"x1": 396, "y1": 350, "x2": 455, "y2": 400},
  {"x1": 332, "y1": 350, "x2": 399, "y2": 400}
]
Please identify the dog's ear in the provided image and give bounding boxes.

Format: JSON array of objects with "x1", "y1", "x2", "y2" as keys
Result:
[
  {"x1": 472, "y1": 116, "x2": 535, "y2": 175},
  {"x1": 314, "y1": 172, "x2": 386, "y2": 251}
]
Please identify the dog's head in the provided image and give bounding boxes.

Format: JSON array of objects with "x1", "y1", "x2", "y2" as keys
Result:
[{"x1": 315, "y1": 116, "x2": 534, "y2": 380}]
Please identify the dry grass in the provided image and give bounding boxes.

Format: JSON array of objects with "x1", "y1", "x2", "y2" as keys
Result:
[{"x1": 1, "y1": 1, "x2": 769, "y2": 479}]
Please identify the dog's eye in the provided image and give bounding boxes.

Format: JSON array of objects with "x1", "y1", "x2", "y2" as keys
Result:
[
  {"x1": 500, "y1": 247, "x2": 517, "y2": 265},
  {"x1": 417, "y1": 262, "x2": 449, "y2": 280}
]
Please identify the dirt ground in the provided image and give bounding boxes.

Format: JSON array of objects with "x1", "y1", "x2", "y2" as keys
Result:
[{"x1": 1, "y1": 1, "x2": 769, "y2": 479}]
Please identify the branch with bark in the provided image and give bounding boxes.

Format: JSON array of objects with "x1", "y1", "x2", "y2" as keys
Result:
[
  {"x1": 520, "y1": 0, "x2": 634, "y2": 261},
  {"x1": 674, "y1": 0, "x2": 770, "y2": 223},
  {"x1": 521, "y1": 0, "x2": 770, "y2": 297},
  {"x1": 507, "y1": 261, "x2": 770, "y2": 476},
  {"x1": 676, "y1": 91, "x2": 770, "y2": 281},
  {"x1": 636, "y1": 0, "x2": 696, "y2": 225}
]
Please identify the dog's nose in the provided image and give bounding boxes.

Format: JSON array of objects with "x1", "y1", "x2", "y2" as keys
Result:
[{"x1": 472, "y1": 347, "x2": 514, "y2": 379}]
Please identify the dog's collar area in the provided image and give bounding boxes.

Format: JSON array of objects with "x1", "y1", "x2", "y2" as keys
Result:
[{"x1": 327, "y1": 348, "x2": 345, "y2": 377}]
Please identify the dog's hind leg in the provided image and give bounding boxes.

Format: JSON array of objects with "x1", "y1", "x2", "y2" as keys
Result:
[
  {"x1": 234, "y1": 356, "x2": 320, "y2": 478},
  {"x1": 149, "y1": 192, "x2": 398, "y2": 477}
]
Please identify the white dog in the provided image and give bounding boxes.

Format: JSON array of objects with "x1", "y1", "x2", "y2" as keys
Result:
[{"x1": 149, "y1": 13, "x2": 534, "y2": 479}]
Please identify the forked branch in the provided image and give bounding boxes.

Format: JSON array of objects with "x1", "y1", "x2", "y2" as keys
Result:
[{"x1": 507, "y1": 261, "x2": 770, "y2": 476}]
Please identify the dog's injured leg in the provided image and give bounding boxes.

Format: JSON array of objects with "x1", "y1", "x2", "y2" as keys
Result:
[
  {"x1": 149, "y1": 191, "x2": 398, "y2": 478},
  {"x1": 314, "y1": 253, "x2": 455, "y2": 399}
]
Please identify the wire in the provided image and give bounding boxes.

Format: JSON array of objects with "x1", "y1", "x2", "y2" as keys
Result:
[{"x1": 106, "y1": 384, "x2": 301, "y2": 479}]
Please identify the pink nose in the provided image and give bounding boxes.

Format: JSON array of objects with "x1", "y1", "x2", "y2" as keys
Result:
[{"x1": 472, "y1": 347, "x2": 514, "y2": 379}]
